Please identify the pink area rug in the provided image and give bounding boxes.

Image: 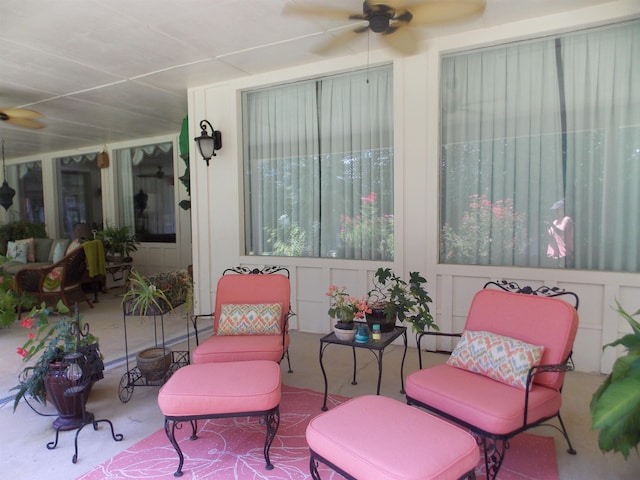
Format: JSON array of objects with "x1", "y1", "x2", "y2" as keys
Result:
[{"x1": 77, "y1": 385, "x2": 558, "y2": 480}]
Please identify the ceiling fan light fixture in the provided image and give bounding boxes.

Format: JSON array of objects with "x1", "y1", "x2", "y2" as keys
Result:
[
  {"x1": 285, "y1": 0, "x2": 486, "y2": 55},
  {"x1": 369, "y1": 14, "x2": 390, "y2": 33}
]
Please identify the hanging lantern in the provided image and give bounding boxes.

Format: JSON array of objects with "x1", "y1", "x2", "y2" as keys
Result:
[{"x1": 0, "y1": 140, "x2": 15, "y2": 211}]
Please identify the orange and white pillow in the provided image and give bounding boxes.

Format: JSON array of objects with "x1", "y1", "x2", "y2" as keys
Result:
[
  {"x1": 447, "y1": 330, "x2": 544, "y2": 389},
  {"x1": 217, "y1": 303, "x2": 282, "y2": 335}
]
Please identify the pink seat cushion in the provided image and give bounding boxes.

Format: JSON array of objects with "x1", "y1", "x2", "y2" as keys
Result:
[
  {"x1": 306, "y1": 395, "x2": 479, "y2": 480},
  {"x1": 464, "y1": 289, "x2": 578, "y2": 390},
  {"x1": 405, "y1": 364, "x2": 561, "y2": 435},
  {"x1": 192, "y1": 273, "x2": 292, "y2": 365},
  {"x1": 192, "y1": 335, "x2": 290, "y2": 364},
  {"x1": 158, "y1": 360, "x2": 281, "y2": 417}
]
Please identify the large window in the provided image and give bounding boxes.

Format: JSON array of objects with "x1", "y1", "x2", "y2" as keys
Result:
[
  {"x1": 440, "y1": 21, "x2": 640, "y2": 273},
  {"x1": 55, "y1": 154, "x2": 103, "y2": 238},
  {"x1": 6, "y1": 161, "x2": 44, "y2": 223},
  {"x1": 114, "y1": 142, "x2": 176, "y2": 243},
  {"x1": 242, "y1": 65, "x2": 394, "y2": 260}
]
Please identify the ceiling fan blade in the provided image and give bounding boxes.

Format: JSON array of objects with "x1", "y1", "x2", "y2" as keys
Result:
[
  {"x1": 283, "y1": 2, "x2": 359, "y2": 19},
  {"x1": 408, "y1": 0, "x2": 486, "y2": 26},
  {"x1": 314, "y1": 27, "x2": 367, "y2": 55},
  {"x1": 1, "y1": 107, "x2": 43, "y2": 119},
  {"x1": 383, "y1": 23, "x2": 419, "y2": 55},
  {"x1": 3, "y1": 116, "x2": 45, "y2": 129}
]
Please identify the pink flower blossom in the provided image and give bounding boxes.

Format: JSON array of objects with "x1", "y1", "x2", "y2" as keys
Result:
[
  {"x1": 16, "y1": 347, "x2": 28, "y2": 358},
  {"x1": 361, "y1": 192, "x2": 377, "y2": 204},
  {"x1": 20, "y1": 317, "x2": 34, "y2": 329}
]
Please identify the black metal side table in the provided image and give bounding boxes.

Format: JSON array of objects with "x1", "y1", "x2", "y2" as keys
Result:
[{"x1": 318, "y1": 321, "x2": 407, "y2": 410}]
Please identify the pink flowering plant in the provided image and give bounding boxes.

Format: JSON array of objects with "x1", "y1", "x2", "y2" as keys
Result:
[
  {"x1": 340, "y1": 192, "x2": 394, "y2": 260},
  {"x1": 441, "y1": 194, "x2": 527, "y2": 263},
  {"x1": 326, "y1": 285, "x2": 371, "y2": 326},
  {"x1": 11, "y1": 301, "x2": 100, "y2": 411}
]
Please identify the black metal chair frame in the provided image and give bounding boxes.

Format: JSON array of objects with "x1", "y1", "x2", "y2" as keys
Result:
[
  {"x1": 191, "y1": 265, "x2": 294, "y2": 373},
  {"x1": 410, "y1": 280, "x2": 578, "y2": 480}
]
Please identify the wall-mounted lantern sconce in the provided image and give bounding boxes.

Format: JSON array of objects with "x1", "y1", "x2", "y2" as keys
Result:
[{"x1": 194, "y1": 120, "x2": 222, "y2": 166}]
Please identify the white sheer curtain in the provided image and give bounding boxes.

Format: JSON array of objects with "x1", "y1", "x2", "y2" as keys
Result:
[
  {"x1": 319, "y1": 68, "x2": 394, "y2": 260},
  {"x1": 243, "y1": 82, "x2": 320, "y2": 256},
  {"x1": 243, "y1": 65, "x2": 394, "y2": 260},
  {"x1": 562, "y1": 21, "x2": 640, "y2": 272},
  {"x1": 117, "y1": 143, "x2": 173, "y2": 233},
  {"x1": 440, "y1": 20, "x2": 640, "y2": 272},
  {"x1": 441, "y1": 39, "x2": 563, "y2": 266},
  {"x1": 6, "y1": 161, "x2": 43, "y2": 223}
]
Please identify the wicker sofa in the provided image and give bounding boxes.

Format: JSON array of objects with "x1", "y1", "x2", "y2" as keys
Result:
[{"x1": 1, "y1": 238, "x2": 72, "y2": 275}]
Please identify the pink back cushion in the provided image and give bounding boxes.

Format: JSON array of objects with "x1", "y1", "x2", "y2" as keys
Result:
[
  {"x1": 213, "y1": 274, "x2": 290, "y2": 333},
  {"x1": 464, "y1": 289, "x2": 578, "y2": 390}
]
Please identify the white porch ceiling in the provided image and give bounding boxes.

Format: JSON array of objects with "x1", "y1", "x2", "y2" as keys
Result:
[{"x1": 0, "y1": 0, "x2": 623, "y2": 160}]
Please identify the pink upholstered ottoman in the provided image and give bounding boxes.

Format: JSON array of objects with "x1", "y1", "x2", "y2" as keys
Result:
[
  {"x1": 158, "y1": 360, "x2": 281, "y2": 477},
  {"x1": 306, "y1": 395, "x2": 479, "y2": 480}
]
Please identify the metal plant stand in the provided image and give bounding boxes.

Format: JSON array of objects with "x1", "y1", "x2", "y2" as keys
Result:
[
  {"x1": 118, "y1": 303, "x2": 190, "y2": 403},
  {"x1": 46, "y1": 314, "x2": 123, "y2": 463}
]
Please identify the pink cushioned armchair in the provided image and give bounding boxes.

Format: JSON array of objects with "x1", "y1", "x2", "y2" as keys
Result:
[
  {"x1": 406, "y1": 282, "x2": 579, "y2": 480},
  {"x1": 191, "y1": 266, "x2": 292, "y2": 372}
]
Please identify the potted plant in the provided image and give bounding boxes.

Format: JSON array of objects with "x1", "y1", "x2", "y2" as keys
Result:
[
  {"x1": 590, "y1": 300, "x2": 640, "y2": 459},
  {"x1": 12, "y1": 301, "x2": 104, "y2": 430},
  {"x1": 121, "y1": 269, "x2": 174, "y2": 380},
  {"x1": 0, "y1": 269, "x2": 34, "y2": 328},
  {"x1": 326, "y1": 285, "x2": 370, "y2": 341},
  {"x1": 121, "y1": 268, "x2": 173, "y2": 316},
  {"x1": 367, "y1": 267, "x2": 438, "y2": 334},
  {"x1": 97, "y1": 225, "x2": 139, "y2": 262}
]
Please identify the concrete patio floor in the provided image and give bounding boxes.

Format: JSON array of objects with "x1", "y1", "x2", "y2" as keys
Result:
[{"x1": 1, "y1": 289, "x2": 638, "y2": 479}]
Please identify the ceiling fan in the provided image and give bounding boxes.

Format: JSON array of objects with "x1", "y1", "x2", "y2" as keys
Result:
[
  {"x1": 137, "y1": 166, "x2": 174, "y2": 185},
  {"x1": 284, "y1": 0, "x2": 486, "y2": 55},
  {"x1": 0, "y1": 107, "x2": 45, "y2": 129}
]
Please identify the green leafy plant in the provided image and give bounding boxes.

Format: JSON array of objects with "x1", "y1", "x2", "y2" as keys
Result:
[
  {"x1": 266, "y1": 223, "x2": 308, "y2": 257},
  {"x1": 441, "y1": 194, "x2": 527, "y2": 263},
  {"x1": 367, "y1": 267, "x2": 438, "y2": 334},
  {"x1": 590, "y1": 300, "x2": 640, "y2": 459},
  {"x1": 97, "y1": 224, "x2": 139, "y2": 259},
  {"x1": 340, "y1": 191, "x2": 394, "y2": 261},
  {"x1": 178, "y1": 115, "x2": 191, "y2": 211},
  {"x1": 122, "y1": 269, "x2": 173, "y2": 316},
  {"x1": 11, "y1": 301, "x2": 101, "y2": 410},
  {"x1": 0, "y1": 270, "x2": 34, "y2": 328},
  {"x1": 0, "y1": 220, "x2": 47, "y2": 256}
]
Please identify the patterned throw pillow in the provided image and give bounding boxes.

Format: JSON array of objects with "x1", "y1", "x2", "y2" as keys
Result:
[
  {"x1": 15, "y1": 238, "x2": 35, "y2": 262},
  {"x1": 52, "y1": 242, "x2": 67, "y2": 263},
  {"x1": 217, "y1": 303, "x2": 282, "y2": 336},
  {"x1": 6, "y1": 241, "x2": 28, "y2": 263},
  {"x1": 66, "y1": 239, "x2": 82, "y2": 255},
  {"x1": 446, "y1": 330, "x2": 545, "y2": 389},
  {"x1": 43, "y1": 267, "x2": 64, "y2": 291}
]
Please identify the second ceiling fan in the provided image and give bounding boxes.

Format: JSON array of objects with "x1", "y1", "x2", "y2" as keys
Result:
[{"x1": 284, "y1": 0, "x2": 486, "y2": 55}]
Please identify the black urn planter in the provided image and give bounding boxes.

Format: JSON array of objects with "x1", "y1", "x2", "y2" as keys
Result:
[
  {"x1": 45, "y1": 363, "x2": 92, "y2": 431},
  {"x1": 44, "y1": 344, "x2": 104, "y2": 431},
  {"x1": 365, "y1": 306, "x2": 397, "y2": 333}
]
